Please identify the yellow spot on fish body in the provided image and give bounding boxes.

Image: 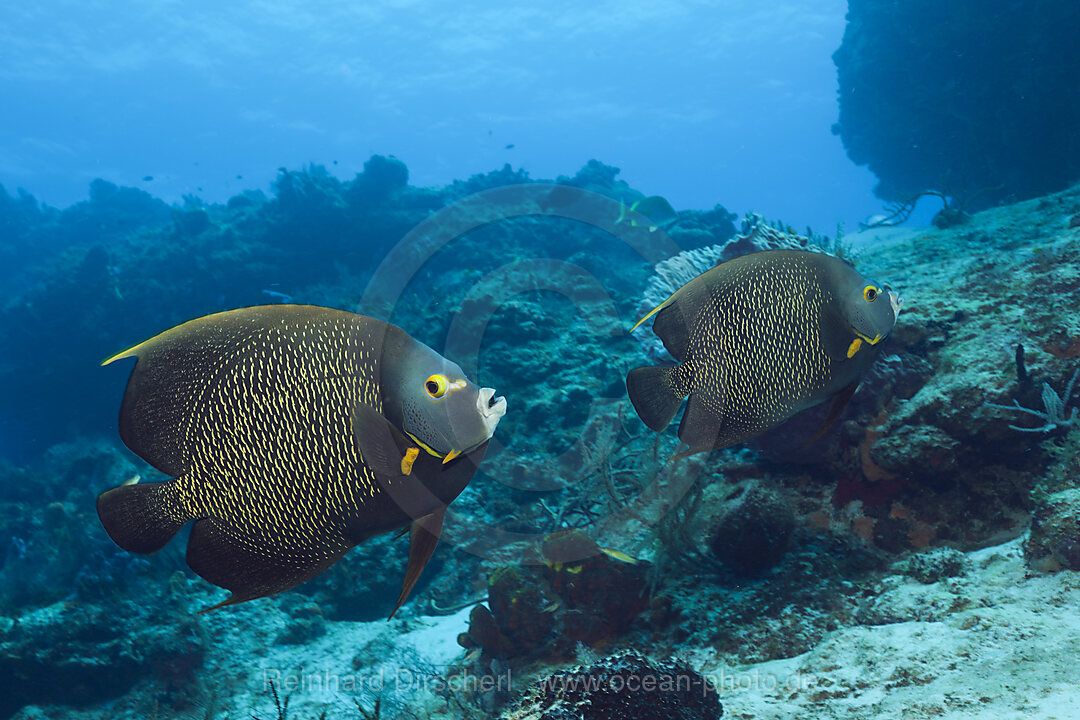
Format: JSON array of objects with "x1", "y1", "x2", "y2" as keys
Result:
[
  {"x1": 442, "y1": 448, "x2": 462, "y2": 465},
  {"x1": 566, "y1": 564, "x2": 583, "y2": 574},
  {"x1": 400, "y1": 447, "x2": 420, "y2": 475},
  {"x1": 847, "y1": 337, "x2": 863, "y2": 358}
]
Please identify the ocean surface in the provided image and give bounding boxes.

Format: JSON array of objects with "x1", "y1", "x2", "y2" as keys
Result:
[{"x1": 2, "y1": 2, "x2": 1079, "y2": 718}]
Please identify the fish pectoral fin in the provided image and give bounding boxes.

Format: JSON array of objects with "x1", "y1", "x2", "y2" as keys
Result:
[
  {"x1": 819, "y1": 303, "x2": 856, "y2": 362},
  {"x1": 352, "y1": 402, "x2": 413, "y2": 480},
  {"x1": 805, "y1": 382, "x2": 860, "y2": 446},
  {"x1": 389, "y1": 507, "x2": 447, "y2": 619}
]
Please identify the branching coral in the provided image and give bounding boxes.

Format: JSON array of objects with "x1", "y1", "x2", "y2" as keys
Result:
[{"x1": 987, "y1": 369, "x2": 1079, "y2": 433}]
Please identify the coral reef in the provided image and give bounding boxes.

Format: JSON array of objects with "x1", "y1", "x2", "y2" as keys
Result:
[
  {"x1": 0, "y1": 158, "x2": 672, "y2": 466},
  {"x1": 706, "y1": 486, "x2": 795, "y2": 575},
  {"x1": 459, "y1": 531, "x2": 651, "y2": 662},
  {"x1": 0, "y1": 592, "x2": 205, "y2": 718},
  {"x1": 901, "y1": 547, "x2": 970, "y2": 584},
  {"x1": 1025, "y1": 488, "x2": 1080, "y2": 572},
  {"x1": 986, "y1": 368, "x2": 1078, "y2": 433},
  {"x1": 3, "y1": 158, "x2": 1080, "y2": 718},
  {"x1": 499, "y1": 650, "x2": 721, "y2": 720}
]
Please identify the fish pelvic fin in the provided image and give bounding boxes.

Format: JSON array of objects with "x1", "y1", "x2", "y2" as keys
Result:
[
  {"x1": 626, "y1": 365, "x2": 685, "y2": 431},
  {"x1": 389, "y1": 507, "x2": 447, "y2": 619},
  {"x1": 352, "y1": 402, "x2": 415, "y2": 480},
  {"x1": 805, "y1": 382, "x2": 860, "y2": 447}
]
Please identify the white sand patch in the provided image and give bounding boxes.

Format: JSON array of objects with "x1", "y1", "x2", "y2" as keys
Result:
[
  {"x1": 198, "y1": 604, "x2": 475, "y2": 718},
  {"x1": 694, "y1": 539, "x2": 1080, "y2": 719}
]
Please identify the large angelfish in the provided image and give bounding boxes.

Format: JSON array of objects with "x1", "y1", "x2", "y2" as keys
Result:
[{"x1": 97, "y1": 305, "x2": 506, "y2": 617}]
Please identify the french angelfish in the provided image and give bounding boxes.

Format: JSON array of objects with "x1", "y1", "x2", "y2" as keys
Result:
[
  {"x1": 96, "y1": 305, "x2": 506, "y2": 617},
  {"x1": 616, "y1": 195, "x2": 678, "y2": 232},
  {"x1": 626, "y1": 250, "x2": 901, "y2": 456}
]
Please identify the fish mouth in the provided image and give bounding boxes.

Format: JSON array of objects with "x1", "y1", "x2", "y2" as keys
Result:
[
  {"x1": 477, "y1": 387, "x2": 507, "y2": 437},
  {"x1": 889, "y1": 290, "x2": 903, "y2": 320}
]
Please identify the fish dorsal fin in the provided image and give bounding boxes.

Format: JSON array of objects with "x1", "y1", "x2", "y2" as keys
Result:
[
  {"x1": 389, "y1": 507, "x2": 447, "y2": 619},
  {"x1": 351, "y1": 402, "x2": 415, "y2": 480},
  {"x1": 651, "y1": 301, "x2": 694, "y2": 361},
  {"x1": 629, "y1": 296, "x2": 675, "y2": 334},
  {"x1": 806, "y1": 382, "x2": 859, "y2": 446}
]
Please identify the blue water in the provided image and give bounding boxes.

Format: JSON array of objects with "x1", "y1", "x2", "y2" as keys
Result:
[{"x1": 1, "y1": 0, "x2": 890, "y2": 232}]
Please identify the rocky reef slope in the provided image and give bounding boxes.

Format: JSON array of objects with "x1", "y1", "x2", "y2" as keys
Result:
[{"x1": 2, "y1": 166, "x2": 1080, "y2": 719}]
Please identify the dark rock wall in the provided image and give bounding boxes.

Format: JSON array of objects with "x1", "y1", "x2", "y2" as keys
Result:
[{"x1": 833, "y1": 0, "x2": 1080, "y2": 207}]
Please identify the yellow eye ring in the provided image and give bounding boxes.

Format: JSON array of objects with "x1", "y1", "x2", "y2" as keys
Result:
[
  {"x1": 863, "y1": 286, "x2": 879, "y2": 302},
  {"x1": 425, "y1": 374, "x2": 449, "y2": 399}
]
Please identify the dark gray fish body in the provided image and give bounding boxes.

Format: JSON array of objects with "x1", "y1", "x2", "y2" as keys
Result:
[
  {"x1": 97, "y1": 305, "x2": 506, "y2": 616},
  {"x1": 627, "y1": 250, "x2": 901, "y2": 456}
]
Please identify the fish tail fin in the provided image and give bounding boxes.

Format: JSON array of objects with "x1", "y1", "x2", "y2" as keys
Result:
[
  {"x1": 626, "y1": 365, "x2": 685, "y2": 431},
  {"x1": 96, "y1": 480, "x2": 190, "y2": 554}
]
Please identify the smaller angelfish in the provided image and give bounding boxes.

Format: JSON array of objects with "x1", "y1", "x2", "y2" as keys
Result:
[{"x1": 627, "y1": 250, "x2": 901, "y2": 456}]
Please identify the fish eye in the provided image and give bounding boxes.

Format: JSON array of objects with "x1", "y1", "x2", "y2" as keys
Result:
[
  {"x1": 863, "y1": 286, "x2": 878, "y2": 302},
  {"x1": 425, "y1": 374, "x2": 449, "y2": 399}
]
